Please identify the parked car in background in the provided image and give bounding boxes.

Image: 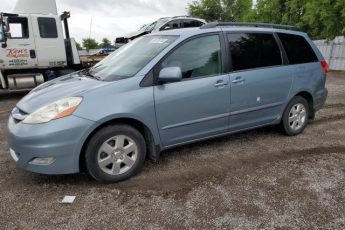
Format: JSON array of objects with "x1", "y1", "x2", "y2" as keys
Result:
[
  {"x1": 114, "y1": 16, "x2": 206, "y2": 48},
  {"x1": 8, "y1": 22, "x2": 328, "y2": 183},
  {"x1": 91, "y1": 47, "x2": 116, "y2": 56}
]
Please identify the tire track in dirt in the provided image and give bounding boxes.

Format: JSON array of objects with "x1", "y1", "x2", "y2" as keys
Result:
[
  {"x1": 311, "y1": 113, "x2": 345, "y2": 125},
  {"x1": 323, "y1": 103, "x2": 345, "y2": 109},
  {"x1": 15, "y1": 146, "x2": 345, "y2": 198},
  {"x1": 113, "y1": 145, "x2": 345, "y2": 195}
]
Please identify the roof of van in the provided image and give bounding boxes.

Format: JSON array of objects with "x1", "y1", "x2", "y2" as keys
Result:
[{"x1": 152, "y1": 24, "x2": 307, "y2": 38}]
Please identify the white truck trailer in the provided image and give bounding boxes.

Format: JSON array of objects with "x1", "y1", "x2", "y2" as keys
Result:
[{"x1": 0, "y1": 0, "x2": 81, "y2": 91}]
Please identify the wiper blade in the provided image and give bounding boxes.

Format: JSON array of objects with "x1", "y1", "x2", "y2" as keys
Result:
[{"x1": 80, "y1": 69, "x2": 102, "y2": 80}]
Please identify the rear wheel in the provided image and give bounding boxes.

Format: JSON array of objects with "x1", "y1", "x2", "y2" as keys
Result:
[
  {"x1": 281, "y1": 96, "x2": 309, "y2": 136},
  {"x1": 85, "y1": 124, "x2": 146, "y2": 183}
]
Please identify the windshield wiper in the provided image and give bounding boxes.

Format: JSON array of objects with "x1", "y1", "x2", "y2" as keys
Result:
[{"x1": 80, "y1": 69, "x2": 102, "y2": 81}]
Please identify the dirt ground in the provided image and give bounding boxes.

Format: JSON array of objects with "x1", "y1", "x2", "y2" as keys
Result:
[{"x1": 0, "y1": 72, "x2": 345, "y2": 229}]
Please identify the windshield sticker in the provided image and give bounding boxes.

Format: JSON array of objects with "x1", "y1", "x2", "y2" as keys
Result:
[
  {"x1": 6, "y1": 48, "x2": 28, "y2": 58},
  {"x1": 149, "y1": 38, "x2": 169, "y2": 44}
]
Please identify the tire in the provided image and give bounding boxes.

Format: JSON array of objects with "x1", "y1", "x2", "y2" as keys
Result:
[
  {"x1": 280, "y1": 96, "x2": 309, "y2": 136},
  {"x1": 85, "y1": 124, "x2": 146, "y2": 183}
]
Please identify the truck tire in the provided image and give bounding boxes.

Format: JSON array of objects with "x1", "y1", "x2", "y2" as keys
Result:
[{"x1": 85, "y1": 124, "x2": 146, "y2": 183}]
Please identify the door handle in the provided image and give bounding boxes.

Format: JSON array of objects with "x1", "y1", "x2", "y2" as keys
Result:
[
  {"x1": 214, "y1": 80, "x2": 228, "y2": 87},
  {"x1": 30, "y1": 50, "x2": 36, "y2": 59},
  {"x1": 232, "y1": 77, "x2": 245, "y2": 84}
]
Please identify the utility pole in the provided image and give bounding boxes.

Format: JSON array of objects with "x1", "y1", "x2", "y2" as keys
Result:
[{"x1": 88, "y1": 18, "x2": 93, "y2": 39}]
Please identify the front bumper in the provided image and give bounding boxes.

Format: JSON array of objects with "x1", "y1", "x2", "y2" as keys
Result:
[{"x1": 7, "y1": 115, "x2": 95, "y2": 175}]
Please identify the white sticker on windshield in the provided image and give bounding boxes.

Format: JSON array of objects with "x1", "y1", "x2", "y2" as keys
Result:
[{"x1": 150, "y1": 38, "x2": 169, "y2": 44}]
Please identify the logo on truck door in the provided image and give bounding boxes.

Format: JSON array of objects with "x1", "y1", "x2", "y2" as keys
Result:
[
  {"x1": 6, "y1": 48, "x2": 29, "y2": 66},
  {"x1": 6, "y1": 48, "x2": 28, "y2": 58}
]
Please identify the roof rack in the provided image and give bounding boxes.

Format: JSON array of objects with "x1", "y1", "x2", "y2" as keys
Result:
[{"x1": 200, "y1": 22, "x2": 299, "y2": 31}]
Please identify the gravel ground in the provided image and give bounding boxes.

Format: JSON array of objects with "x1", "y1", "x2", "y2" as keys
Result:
[{"x1": 0, "y1": 72, "x2": 345, "y2": 229}]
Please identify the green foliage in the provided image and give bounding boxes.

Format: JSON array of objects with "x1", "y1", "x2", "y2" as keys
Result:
[
  {"x1": 188, "y1": 0, "x2": 345, "y2": 39},
  {"x1": 249, "y1": 0, "x2": 288, "y2": 24},
  {"x1": 188, "y1": 0, "x2": 252, "y2": 22},
  {"x1": 301, "y1": 0, "x2": 345, "y2": 39},
  {"x1": 188, "y1": 0, "x2": 223, "y2": 21},
  {"x1": 100, "y1": 38, "x2": 112, "y2": 49},
  {"x1": 82, "y1": 38, "x2": 99, "y2": 50}
]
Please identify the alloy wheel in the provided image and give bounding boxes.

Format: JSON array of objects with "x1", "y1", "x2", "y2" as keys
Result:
[{"x1": 97, "y1": 135, "x2": 138, "y2": 175}]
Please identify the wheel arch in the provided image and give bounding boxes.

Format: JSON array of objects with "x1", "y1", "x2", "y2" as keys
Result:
[{"x1": 79, "y1": 117, "x2": 160, "y2": 172}]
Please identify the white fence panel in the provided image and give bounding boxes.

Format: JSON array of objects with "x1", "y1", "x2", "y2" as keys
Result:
[{"x1": 314, "y1": 36, "x2": 345, "y2": 71}]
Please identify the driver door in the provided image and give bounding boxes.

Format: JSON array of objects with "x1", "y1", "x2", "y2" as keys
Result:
[{"x1": 154, "y1": 34, "x2": 230, "y2": 147}]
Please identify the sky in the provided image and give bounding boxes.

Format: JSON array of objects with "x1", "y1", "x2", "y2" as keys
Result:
[{"x1": 1, "y1": 0, "x2": 194, "y2": 44}]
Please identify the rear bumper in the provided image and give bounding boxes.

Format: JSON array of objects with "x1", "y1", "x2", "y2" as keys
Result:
[
  {"x1": 6, "y1": 115, "x2": 95, "y2": 175},
  {"x1": 314, "y1": 88, "x2": 328, "y2": 111}
]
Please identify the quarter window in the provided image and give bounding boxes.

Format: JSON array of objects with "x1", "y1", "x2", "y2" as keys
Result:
[
  {"x1": 8, "y1": 17, "x2": 29, "y2": 39},
  {"x1": 183, "y1": 20, "x2": 204, "y2": 28},
  {"x1": 278, "y1": 33, "x2": 318, "y2": 64},
  {"x1": 38, "y1": 18, "x2": 58, "y2": 38},
  {"x1": 228, "y1": 33, "x2": 282, "y2": 71},
  {"x1": 161, "y1": 35, "x2": 222, "y2": 79}
]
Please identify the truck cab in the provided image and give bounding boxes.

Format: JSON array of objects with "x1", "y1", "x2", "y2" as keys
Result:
[{"x1": 0, "y1": 0, "x2": 81, "y2": 91}]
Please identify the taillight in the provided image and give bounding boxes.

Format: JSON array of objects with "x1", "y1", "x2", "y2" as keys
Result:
[{"x1": 320, "y1": 60, "x2": 330, "y2": 74}]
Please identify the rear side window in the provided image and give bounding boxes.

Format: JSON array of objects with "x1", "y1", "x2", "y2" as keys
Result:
[
  {"x1": 278, "y1": 33, "x2": 318, "y2": 64},
  {"x1": 228, "y1": 33, "x2": 282, "y2": 71},
  {"x1": 37, "y1": 18, "x2": 58, "y2": 38}
]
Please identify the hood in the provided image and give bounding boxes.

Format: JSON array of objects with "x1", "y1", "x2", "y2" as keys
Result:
[{"x1": 16, "y1": 73, "x2": 108, "y2": 113}]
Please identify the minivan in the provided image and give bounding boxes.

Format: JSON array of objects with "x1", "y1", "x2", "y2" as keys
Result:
[{"x1": 7, "y1": 22, "x2": 329, "y2": 183}]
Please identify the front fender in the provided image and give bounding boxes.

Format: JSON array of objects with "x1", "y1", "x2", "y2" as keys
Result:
[{"x1": 73, "y1": 79, "x2": 161, "y2": 154}]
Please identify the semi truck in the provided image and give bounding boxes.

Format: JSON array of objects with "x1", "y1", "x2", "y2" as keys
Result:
[{"x1": 0, "y1": 0, "x2": 82, "y2": 91}]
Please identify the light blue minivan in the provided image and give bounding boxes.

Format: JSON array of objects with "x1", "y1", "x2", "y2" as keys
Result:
[{"x1": 7, "y1": 22, "x2": 328, "y2": 183}]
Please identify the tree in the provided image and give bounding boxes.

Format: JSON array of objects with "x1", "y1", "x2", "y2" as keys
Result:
[
  {"x1": 82, "y1": 38, "x2": 99, "y2": 50},
  {"x1": 188, "y1": 0, "x2": 345, "y2": 40},
  {"x1": 301, "y1": 0, "x2": 345, "y2": 39},
  {"x1": 188, "y1": 0, "x2": 253, "y2": 22},
  {"x1": 100, "y1": 38, "x2": 112, "y2": 48},
  {"x1": 249, "y1": 0, "x2": 345, "y2": 39},
  {"x1": 248, "y1": 0, "x2": 288, "y2": 24},
  {"x1": 225, "y1": 0, "x2": 253, "y2": 22},
  {"x1": 188, "y1": 0, "x2": 223, "y2": 21}
]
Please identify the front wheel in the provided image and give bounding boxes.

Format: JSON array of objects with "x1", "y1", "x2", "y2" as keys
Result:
[
  {"x1": 280, "y1": 96, "x2": 309, "y2": 136},
  {"x1": 85, "y1": 124, "x2": 146, "y2": 183}
]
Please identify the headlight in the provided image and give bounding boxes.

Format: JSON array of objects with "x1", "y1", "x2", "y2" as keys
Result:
[{"x1": 23, "y1": 97, "x2": 83, "y2": 124}]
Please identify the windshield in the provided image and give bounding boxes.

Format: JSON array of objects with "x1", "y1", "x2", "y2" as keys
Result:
[
  {"x1": 143, "y1": 22, "x2": 156, "y2": 32},
  {"x1": 153, "y1": 19, "x2": 169, "y2": 31},
  {"x1": 89, "y1": 35, "x2": 178, "y2": 81},
  {"x1": 143, "y1": 19, "x2": 169, "y2": 32}
]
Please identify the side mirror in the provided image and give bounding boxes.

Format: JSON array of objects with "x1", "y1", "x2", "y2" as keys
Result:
[{"x1": 159, "y1": 67, "x2": 182, "y2": 83}]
